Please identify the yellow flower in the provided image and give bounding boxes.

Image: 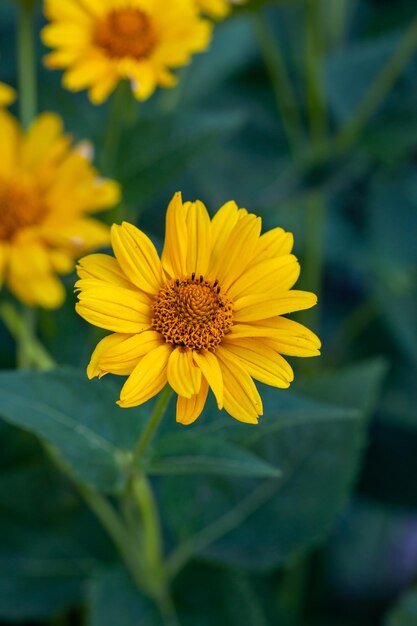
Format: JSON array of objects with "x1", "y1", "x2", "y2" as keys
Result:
[
  {"x1": 0, "y1": 82, "x2": 16, "y2": 107},
  {"x1": 76, "y1": 193, "x2": 320, "y2": 425},
  {"x1": 42, "y1": 0, "x2": 212, "y2": 104},
  {"x1": 196, "y1": 0, "x2": 247, "y2": 19},
  {"x1": 0, "y1": 110, "x2": 120, "y2": 309}
]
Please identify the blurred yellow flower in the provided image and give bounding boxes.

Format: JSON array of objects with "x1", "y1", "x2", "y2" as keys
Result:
[
  {"x1": 0, "y1": 110, "x2": 120, "y2": 309},
  {"x1": 196, "y1": 0, "x2": 247, "y2": 19},
  {"x1": 42, "y1": 0, "x2": 212, "y2": 104},
  {"x1": 76, "y1": 193, "x2": 320, "y2": 425},
  {"x1": 0, "y1": 82, "x2": 16, "y2": 107}
]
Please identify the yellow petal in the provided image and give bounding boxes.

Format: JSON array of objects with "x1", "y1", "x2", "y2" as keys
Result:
[
  {"x1": 210, "y1": 213, "x2": 262, "y2": 289},
  {"x1": 176, "y1": 379, "x2": 209, "y2": 426},
  {"x1": 63, "y1": 58, "x2": 111, "y2": 91},
  {"x1": 111, "y1": 222, "x2": 163, "y2": 295},
  {"x1": 118, "y1": 344, "x2": 172, "y2": 408},
  {"x1": 45, "y1": 217, "x2": 110, "y2": 252},
  {"x1": 161, "y1": 192, "x2": 188, "y2": 278},
  {"x1": 87, "y1": 333, "x2": 134, "y2": 379},
  {"x1": 210, "y1": 201, "x2": 240, "y2": 269},
  {"x1": 0, "y1": 82, "x2": 16, "y2": 107},
  {"x1": 7, "y1": 243, "x2": 65, "y2": 309},
  {"x1": 76, "y1": 254, "x2": 134, "y2": 290},
  {"x1": 167, "y1": 348, "x2": 202, "y2": 398},
  {"x1": 43, "y1": 0, "x2": 93, "y2": 23},
  {"x1": 222, "y1": 338, "x2": 293, "y2": 388},
  {"x1": 251, "y1": 317, "x2": 322, "y2": 357},
  {"x1": 193, "y1": 350, "x2": 223, "y2": 409},
  {"x1": 216, "y1": 347, "x2": 263, "y2": 424},
  {"x1": 184, "y1": 200, "x2": 212, "y2": 277},
  {"x1": 255, "y1": 227, "x2": 294, "y2": 263},
  {"x1": 89, "y1": 74, "x2": 119, "y2": 105},
  {"x1": 228, "y1": 255, "x2": 300, "y2": 300},
  {"x1": 0, "y1": 110, "x2": 20, "y2": 176},
  {"x1": 228, "y1": 318, "x2": 321, "y2": 357},
  {"x1": 234, "y1": 290, "x2": 318, "y2": 322},
  {"x1": 99, "y1": 330, "x2": 164, "y2": 374},
  {"x1": 76, "y1": 284, "x2": 152, "y2": 333},
  {"x1": 22, "y1": 112, "x2": 65, "y2": 171}
]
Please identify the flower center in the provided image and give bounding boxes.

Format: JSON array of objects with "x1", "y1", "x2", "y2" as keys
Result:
[
  {"x1": 0, "y1": 179, "x2": 49, "y2": 241},
  {"x1": 94, "y1": 8, "x2": 157, "y2": 60},
  {"x1": 152, "y1": 275, "x2": 234, "y2": 351}
]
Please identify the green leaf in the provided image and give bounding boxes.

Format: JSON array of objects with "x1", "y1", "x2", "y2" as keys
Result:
[
  {"x1": 162, "y1": 361, "x2": 386, "y2": 573},
  {"x1": 117, "y1": 110, "x2": 245, "y2": 209},
  {"x1": 368, "y1": 170, "x2": 417, "y2": 364},
  {"x1": 146, "y1": 433, "x2": 281, "y2": 478},
  {"x1": 0, "y1": 368, "x2": 150, "y2": 493},
  {"x1": 87, "y1": 567, "x2": 162, "y2": 626},
  {"x1": 0, "y1": 425, "x2": 113, "y2": 620},
  {"x1": 385, "y1": 588, "x2": 417, "y2": 626},
  {"x1": 325, "y1": 33, "x2": 401, "y2": 123}
]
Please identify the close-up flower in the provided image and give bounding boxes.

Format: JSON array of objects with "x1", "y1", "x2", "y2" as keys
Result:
[
  {"x1": 0, "y1": 110, "x2": 120, "y2": 308},
  {"x1": 76, "y1": 192, "x2": 320, "y2": 425},
  {"x1": 41, "y1": 0, "x2": 212, "y2": 104},
  {"x1": 0, "y1": 82, "x2": 16, "y2": 107}
]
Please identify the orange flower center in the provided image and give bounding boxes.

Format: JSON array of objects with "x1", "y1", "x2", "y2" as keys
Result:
[
  {"x1": 94, "y1": 8, "x2": 157, "y2": 59},
  {"x1": 0, "y1": 179, "x2": 48, "y2": 241},
  {"x1": 152, "y1": 275, "x2": 234, "y2": 351}
]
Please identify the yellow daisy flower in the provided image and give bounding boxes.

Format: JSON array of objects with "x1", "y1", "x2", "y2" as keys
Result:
[
  {"x1": 196, "y1": 0, "x2": 247, "y2": 19},
  {"x1": 42, "y1": 0, "x2": 212, "y2": 104},
  {"x1": 0, "y1": 110, "x2": 120, "y2": 309},
  {"x1": 0, "y1": 82, "x2": 16, "y2": 107},
  {"x1": 75, "y1": 193, "x2": 320, "y2": 425}
]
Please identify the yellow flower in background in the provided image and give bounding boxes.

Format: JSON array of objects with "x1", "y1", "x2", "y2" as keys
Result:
[
  {"x1": 42, "y1": 0, "x2": 212, "y2": 104},
  {"x1": 76, "y1": 193, "x2": 320, "y2": 425},
  {"x1": 0, "y1": 110, "x2": 120, "y2": 309},
  {"x1": 0, "y1": 82, "x2": 16, "y2": 107},
  {"x1": 196, "y1": 0, "x2": 247, "y2": 19}
]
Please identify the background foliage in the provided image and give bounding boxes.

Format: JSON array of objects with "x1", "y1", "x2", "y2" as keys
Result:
[{"x1": 0, "y1": 0, "x2": 416, "y2": 624}]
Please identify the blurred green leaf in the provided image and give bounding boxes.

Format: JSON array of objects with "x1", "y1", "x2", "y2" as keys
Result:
[
  {"x1": 385, "y1": 587, "x2": 417, "y2": 626},
  {"x1": 369, "y1": 170, "x2": 417, "y2": 364},
  {"x1": 325, "y1": 33, "x2": 401, "y2": 123},
  {"x1": 146, "y1": 433, "x2": 281, "y2": 478},
  {"x1": 87, "y1": 567, "x2": 162, "y2": 626},
  {"x1": 181, "y1": 17, "x2": 257, "y2": 105},
  {"x1": 163, "y1": 361, "x2": 386, "y2": 573},
  {"x1": 0, "y1": 425, "x2": 112, "y2": 620},
  {"x1": 117, "y1": 110, "x2": 246, "y2": 211},
  {"x1": 0, "y1": 368, "x2": 150, "y2": 493}
]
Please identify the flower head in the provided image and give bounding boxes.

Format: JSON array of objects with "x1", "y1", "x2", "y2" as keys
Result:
[
  {"x1": 76, "y1": 193, "x2": 320, "y2": 425},
  {"x1": 42, "y1": 0, "x2": 212, "y2": 104},
  {"x1": 0, "y1": 110, "x2": 120, "y2": 308},
  {"x1": 0, "y1": 82, "x2": 16, "y2": 107}
]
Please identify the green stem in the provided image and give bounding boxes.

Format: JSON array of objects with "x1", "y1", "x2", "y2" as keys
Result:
[
  {"x1": 302, "y1": 192, "x2": 325, "y2": 328},
  {"x1": 131, "y1": 386, "x2": 173, "y2": 469},
  {"x1": 101, "y1": 80, "x2": 137, "y2": 176},
  {"x1": 131, "y1": 473, "x2": 180, "y2": 625},
  {"x1": 305, "y1": 0, "x2": 327, "y2": 145},
  {"x1": 333, "y1": 11, "x2": 417, "y2": 154},
  {"x1": 253, "y1": 11, "x2": 304, "y2": 155},
  {"x1": 132, "y1": 474, "x2": 164, "y2": 585},
  {"x1": 0, "y1": 302, "x2": 55, "y2": 370},
  {"x1": 326, "y1": 0, "x2": 350, "y2": 50},
  {"x1": 17, "y1": 0, "x2": 37, "y2": 128},
  {"x1": 166, "y1": 479, "x2": 278, "y2": 580},
  {"x1": 76, "y1": 481, "x2": 146, "y2": 590}
]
